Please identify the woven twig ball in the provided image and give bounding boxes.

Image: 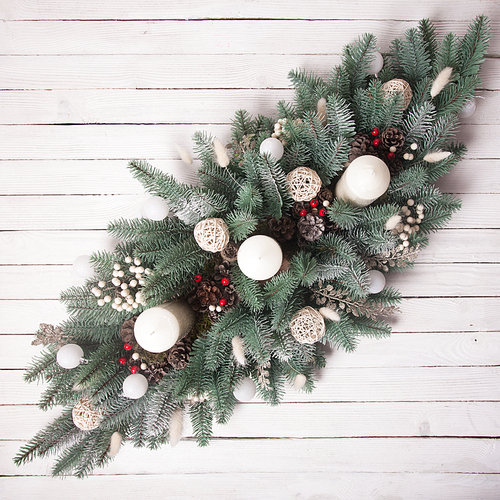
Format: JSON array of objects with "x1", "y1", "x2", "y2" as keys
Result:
[
  {"x1": 286, "y1": 167, "x2": 322, "y2": 202},
  {"x1": 290, "y1": 306, "x2": 326, "y2": 344},
  {"x1": 194, "y1": 218, "x2": 230, "y2": 253},
  {"x1": 381, "y1": 79, "x2": 413, "y2": 109},
  {"x1": 72, "y1": 398, "x2": 103, "y2": 431}
]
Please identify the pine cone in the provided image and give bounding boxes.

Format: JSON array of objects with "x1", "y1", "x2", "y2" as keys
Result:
[
  {"x1": 388, "y1": 158, "x2": 404, "y2": 177},
  {"x1": 380, "y1": 127, "x2": 405, "y2": 153},
  {"x1": 317, "y1": 187, "x2": 334, "y2": 206},
  {"x1": 349, "y1": 133, "x2": 376, "y2": 162},
  {"x1": 297, "y1": 213, "x2": 325, "y2": 242},
  {"x1": 291, "y1": 201, "x2": 308, "y2": 219},
  {"x1": 221, "y1": 283, "x2": 239, "y2": 307},
  {"x1": 221, "y1": 241, "x2": 239, "y2": 262},
  {"x1": 214, "y1": 260, "x2": 231, "y2": 281},
  {"x1": 143, "y1": 361, "x2": 170, "y2": 383},
  {"x1": 167, "y1": 337, "x2": 193, "y2": 370},
  {"x1": 120, "y1": 316, "x2": 137, "y2": 343},
  {"x1": 187, "y1": 280, "x2": 222, "y2": 312},
  {"x1": 268, "y1": 216, "x2": 296, "y2": 242}
]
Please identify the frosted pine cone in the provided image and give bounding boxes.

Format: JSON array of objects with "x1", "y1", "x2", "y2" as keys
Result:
[{"x1": 297, "y1": 213, "x2": 325, "y2": 242}]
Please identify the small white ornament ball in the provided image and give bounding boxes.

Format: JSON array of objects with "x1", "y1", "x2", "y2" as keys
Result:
[
  {"x1": 72, "y1": 255, "x2": 94, "y2": 279},
  {"x1": 368, "y1": 51, "x2": 384, "y2": 75},
  {"x1": 233, "y1": 377, "x2": 256, "y2": 402},
  {"x1": 459, "y1": 99, "x2": 477, "y2": 119},
  {"x1": 143, "y1": 196, "x2": 169, "y2": 221},
  {"x1": 237, "y1": 235, "x2": 283, "y2": 281},
  {"x1": 122, "y1": 373, "x2": 149, "y2": 399},
  {"x1": 57, "y1": 343, "x2": 84, "y2": 369},
  {"x1": 259, "y1": 137, "x2": 284, "y2": 161},
  {"x1": 368, "y1": 269, "x2": 386, "y2": 294}
]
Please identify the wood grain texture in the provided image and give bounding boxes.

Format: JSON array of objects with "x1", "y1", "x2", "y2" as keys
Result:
[{"x1": 1, "y1": 4, "x2": 499, "y2": 497}]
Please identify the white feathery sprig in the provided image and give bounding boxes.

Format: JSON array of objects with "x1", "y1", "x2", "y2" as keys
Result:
[
  {"x1": 169, "y1": 407, "x2": 184, "y2": 448},
  {"x1": 430, "y1": 67, "x2": 453, "y2": 98},
  {"x1": 294, "y1": 374, "x2": 307, "y2": 391},
  {"x1": 423, "y1": 151, "x2": 452, "y2": 163},
  {"x1": 175, "y1": 143, "x2": 193, "y2": 165},
  {"x1": 317, "y1": 97, "x2": 327, "y2": 125},
  {"x1": 213, "y1": 137, "x2": 230, "y2": 168},
  {"x1": 108, "y1": 431, "x2": 122, "y2": 457},
  {"x1": 232, "y1": 336, "x2": 246, "y2": 366},
  {"x1": 319, "y1": 307, "x2": 340, "y2": 322},
  {"x1": 385, "y1": 214, "x2": 402, "y2": 231}
]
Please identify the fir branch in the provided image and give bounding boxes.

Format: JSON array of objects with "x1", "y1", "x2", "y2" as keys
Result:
[
  {"x1": 456, "y1": 15, "x2": 490, "y2": 78},
  {"x1": 225, "y1": 209, "x2": 258, "y2": 242},
  {"x1": 230, "y1": 265, "x2": 265, "y2": 312},
  {"x1": 189, "y1": 401, "x2": 213, "y2": 447},
  {"x1": 418, "y1": 18, "x2": 438, "y2": 65}
]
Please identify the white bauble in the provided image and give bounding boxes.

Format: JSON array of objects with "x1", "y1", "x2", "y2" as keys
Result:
[
  {"x1": 122, "y1": 373, "x2": 149, "y2": 399},
  {"x1": 259, "y1": 137, "x2": 284, "y2": 160},
  {"x1": 72, "y1": 255, "x2": 94, "y2": 279},
  {"x1": 233, "y1": 377, "x2": 256, "y2": 402},
  {"x1": 237, "y1": 235, "x2": 283, "y2": 281},
  {"x1": 142, "y1": 196, "x2": 169, "y2": 220},
  {"x1": 459, "y1": 99, "x2": 476, "y2": 119},
  {"x1": 57, "y1": 344, "x2": 84, "y2": 369},
  {"x1": 368, "y1": 269, "x2": 386, "y2": 294},
  {"x1": 368, "y1": 51, "x2": 384, "y2": 75}
]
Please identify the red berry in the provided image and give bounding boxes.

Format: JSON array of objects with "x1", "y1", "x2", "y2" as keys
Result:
[
  {"x1": 387, "y1": 152, "x2": 396, "y2": 161},
  {"x1": 130, "y1": 365, "x2": 139, "y2": 374},
  {"x1": 310, "y1": 199, "x2": 319, "y2": 208},
  {"x1": 373, "y1": 138, "x2": 381, "y2": 147},
  {"x1": 194, "y1": 274, "x2": 202, "y2": 282},
  {"x1": 219, "y1": 298, "x2": 227, "y2": 306},
  {"x1": 319, "y1": 208, "x2": 327, "y2": 217},
  {"x1": 124, "y1": 342, "x2": 133, "y2": 351},
  {"x1": 371, "y1": 127, "x2": 379, "y2": 136},
  {"x1": 221, "y1": 277, "x2": 230, "y2": 286},
  {"x1": 118, "y1": 357, "x2": 127, "y2": 365},
  {"x1": 300, "y1": 208, "x2": 308, "y2": 217}
]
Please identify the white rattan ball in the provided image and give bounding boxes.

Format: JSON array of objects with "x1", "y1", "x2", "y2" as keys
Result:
[
  {"x1": 381, "y1": 78, "x2": 413, "y2": 109},
  {"x1": 286, "y1": 167, "x2": 322, "y2": 202},
  {"x1": 194, "y1": 218, "x2": 230, "y2": 253},
  {"x1": 290, "y1": 306, "x2": 326, "y2": 344},
  {"x1": 72, "y1": 398, "x2": 103, "y2": 431}
]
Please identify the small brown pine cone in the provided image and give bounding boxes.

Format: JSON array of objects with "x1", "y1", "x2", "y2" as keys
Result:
[
  {"x1": 348, "y1": 133, "x2": 376, "y2": 162},
  {"x1": 268, "y1": 215, "x2": 296, "y2": 242},
  {"x1": 188, "y1": 280, "x2": 222, "y2": 312},
  {"x1": 221, "y1": 283, "x2": 239, "y2": 307},
  {"x1": 220, "y1": 241, "x2": 239, "y2": 262},
  {"x1": 120, "y1": 316, "x2": 137, "y2": 343},
  {"x1": 291, "y1": 201, "x2": 308, "y2": 219},
  {"x1": 143, "y1": 361, "x2": 170, "y2": 383},
  {"x1": 214, "y1": 261, "x2": 231, "y2": 281},
  {"x1": 297, "y1": 213, "x2": 325, "y2": 242},
  {"x1": 167, "y1": 337, "x2": 193, "y2": 370},
  {"x1": 380, "y1": 127, "x2": 405, "y2": 153},
  {"x1": 317, "y1": 187, "x2": 334, "y2": 206},
  {"x1": 388, "y1": 158, "x2": 404, "y2": 177}
]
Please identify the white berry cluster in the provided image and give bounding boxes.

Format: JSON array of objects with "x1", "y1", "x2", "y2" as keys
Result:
[
  {"x1": 403, "y1": 142, "x2": 418, "y2": 161},
  {"x1": 272, "y1": 117, "x2": 302, "y2": 146},
  {"x1": 392, "y1": 199, "x2": 425, "y2": 251},
  {"x1": 90, "y1": 256, "x2": 152, "y2": 312}
]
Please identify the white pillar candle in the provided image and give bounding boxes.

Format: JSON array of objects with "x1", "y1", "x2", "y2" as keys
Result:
[
  {"x1": 335, "y1": 155, "x2": 391, "y2": 207},
  {"x1": 237, "y1": 235, "x2": 283, "y2": 281},
  {"x1": 134, "y1": 300, "x2": 195, "y2": 353}
]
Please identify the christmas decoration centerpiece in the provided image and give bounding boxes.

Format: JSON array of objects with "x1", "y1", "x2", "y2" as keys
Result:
[{"x1": 14, "y1": 17, "x2": 490, "y2": 477}]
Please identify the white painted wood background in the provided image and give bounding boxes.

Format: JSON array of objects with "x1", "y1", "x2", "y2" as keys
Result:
[{"x1": 1, "y1": 1, "x2": 499, "y2": 498}]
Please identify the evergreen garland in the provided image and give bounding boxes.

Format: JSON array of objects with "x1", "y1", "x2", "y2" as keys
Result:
[{"x1": 15, "y1": 17, "x2": 489, "y2": 477}]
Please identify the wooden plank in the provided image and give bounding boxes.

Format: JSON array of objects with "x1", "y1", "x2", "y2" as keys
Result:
[
  {"x1": 0, "y1": 88, "x2": 497, "y2": 126},
  {"x1": 2, "y1": 20, "x2": 499, "y2": 56},
  {"x1": 1, "y1": 55, "x2": 498, "y2": 90},
  {"x1": 1, "y1": 0, "x2": 498, "y2": 22},
  {"x1": 2, "y1": 401, "x2": 499, "y2": 440},
  {"x1": 3, "y1": 437, "x2": 500, "y2": 475},
  {"x1": 2, "y1": 193, "x2": 498, "y2": 230},
  {"x1": 1, "y1": 263, "x2": 498, "y2": 299},
  {"x1": 2, "y1": 366, "x2": 499, "y2": 404},
  {"x1": 6, "y1": 331, "x2": 500, "y2": 369},
  {"x1": 1, "y1": 157, "x2": 498, "y2": 195},
  {"x1": 1, "y1": 229, "x2": 499, "y2": 265},
  {"x1": 1, "y1": 473, "x2": 499, "y2": 500},
  {"x1": 2, "y1": 124, "x2": 499, "y2": 160},
  {"x1": 1, "y1": 297, "x2": 498, "y2": 334}
]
